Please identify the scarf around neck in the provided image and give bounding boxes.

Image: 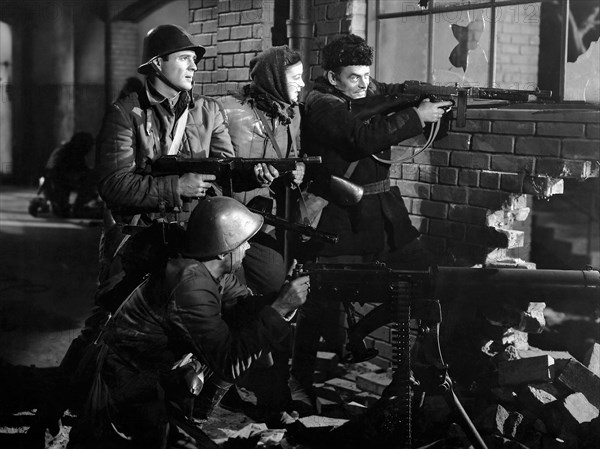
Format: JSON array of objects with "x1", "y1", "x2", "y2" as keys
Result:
[{"x1": 244, "y1": 46, "x2": 297, "y2": 125}]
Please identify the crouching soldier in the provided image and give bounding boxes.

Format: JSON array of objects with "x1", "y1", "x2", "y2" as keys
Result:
[{"x1": 67, "y1": 197, "x2": 310, "y2": 448}]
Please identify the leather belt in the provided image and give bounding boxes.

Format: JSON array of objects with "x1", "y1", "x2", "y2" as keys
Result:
[{"x1": 362, "y1": 178, "x2": 390, "y2": 195}]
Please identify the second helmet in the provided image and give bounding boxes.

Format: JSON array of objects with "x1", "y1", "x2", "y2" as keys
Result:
[{"x1": 184, "y1": 197, "x2": 263, "y2": 260}]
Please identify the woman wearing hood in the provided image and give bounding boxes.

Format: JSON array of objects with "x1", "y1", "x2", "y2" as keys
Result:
[{"x1": 219, "y1": 46, "x2": 306, "y2": 420}]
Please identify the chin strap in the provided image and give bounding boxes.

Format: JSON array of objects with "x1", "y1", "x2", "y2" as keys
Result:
[
  {"x1": 371, "y1": 119, "x2": 441, "y2": 165},
  {"x1": 148, "y1": 59, "x2": 188, "y2": 93}
]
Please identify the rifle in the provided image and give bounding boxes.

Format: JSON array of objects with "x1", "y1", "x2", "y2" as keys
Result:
[
  {"x1": 152, "y1": 155, "x2": 322, "y2": 197},
  {"x1": 292, "y1": 262, "x2": 600, "y2": 449},
  {"x1": 401, "y1": 80, "x2": 553, "y2": 127}
]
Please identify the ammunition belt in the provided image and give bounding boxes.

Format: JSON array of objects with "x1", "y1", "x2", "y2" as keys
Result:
[{"x1": 362, "y1": 178, "x2": 391, "y2": 195}]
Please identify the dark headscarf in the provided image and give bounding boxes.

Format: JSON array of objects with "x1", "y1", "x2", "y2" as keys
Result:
[{"x1": 243, "y1": 45, "x2": 301, "y2": 125}]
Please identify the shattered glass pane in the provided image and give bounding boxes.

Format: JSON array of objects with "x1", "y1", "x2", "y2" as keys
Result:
[
  {"x1": 565, "y1": 41, "x2": 600, "y2": 103},
  {"x1": 565, "y1": 1, "x2": 600, "y2": 102},
  {"x1": 431, "y1": 7, "x2": 491, "y2": 87}
]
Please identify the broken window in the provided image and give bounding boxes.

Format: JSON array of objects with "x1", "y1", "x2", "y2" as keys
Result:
[{"x1": 368, "y1": 0, "x2": 600, "y2": 102}]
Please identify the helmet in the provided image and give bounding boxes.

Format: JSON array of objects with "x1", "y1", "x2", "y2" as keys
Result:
[
  {"x1": 138, "y1": 24, "x2": 206, "y2": 75},
  {"x1": 183, "y1": 197, "x2": 263, "y2": 259}
]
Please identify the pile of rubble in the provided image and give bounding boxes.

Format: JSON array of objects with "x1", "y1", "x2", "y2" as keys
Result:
[{"x1": 207, "y1": 325, "x2": 599, "y2": 448}]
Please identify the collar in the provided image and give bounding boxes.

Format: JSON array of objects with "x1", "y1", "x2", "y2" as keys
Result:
[{"x1": 145, "y1": 78, "x2": 195, "y2": 109}]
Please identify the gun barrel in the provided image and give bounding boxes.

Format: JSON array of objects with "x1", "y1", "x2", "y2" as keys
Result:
[
  {"x1": 434, "y1": 267, "x2": 600, "y2": 303},
  {"x1": 249, "y1": 208, "x2": 339, "y2": 244}
]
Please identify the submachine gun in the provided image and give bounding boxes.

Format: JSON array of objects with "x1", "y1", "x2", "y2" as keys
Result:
[
  {"x1": 152, "y1": 155, "x2": 321, "y2": 197},
  {"x1": 402, "y1": 80, "x2": 553, "y2": 127},
  {"x1": 293, "y1": 262, "x2": 600, "y2": 449},
  {"x1": 151, "y1": 155, "x2": 339, "y2": 244},
  {"x1": 352, "y1": 82, "x2": 552, "y2": 129}
]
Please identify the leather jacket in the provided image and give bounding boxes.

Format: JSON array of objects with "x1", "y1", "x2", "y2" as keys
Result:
[{"x1": 219, "y1": 93, "x2": 301, "y2": 208}]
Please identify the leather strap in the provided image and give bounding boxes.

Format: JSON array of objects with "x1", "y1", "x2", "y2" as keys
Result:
[
  {"x1": 372, "y1": 118, "x2": 441, "y2": 165},
  {"x1": 256, "y1": 109, "x2": 286, "y2": 158},
  {"x1": 167, "y1": 107, "x2": 189, "y2": 156}
]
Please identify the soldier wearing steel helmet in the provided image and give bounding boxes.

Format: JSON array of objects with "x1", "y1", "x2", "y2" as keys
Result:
[
  {"x1": 67, "y1": 197, "x2": 310, "y2": 448},
  {"x1": 95, "y1": 24, "x2": 236, "y2": 285}
]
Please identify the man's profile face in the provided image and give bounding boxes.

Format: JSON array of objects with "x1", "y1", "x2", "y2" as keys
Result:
[
  {"x1": 156, "y1": 50, "x2": 197, "y2": 91},
  {"x1": 328, "y1": 65, "x2": 370, "y2": 99},
  {"x1": 285, "y1": 61, "x2": 305, "y2": 104}
]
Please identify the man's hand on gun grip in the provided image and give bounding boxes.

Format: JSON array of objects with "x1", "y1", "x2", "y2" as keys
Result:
[
  {"x1": 416, "y1": 98, "x2": 454, "y2": 123},
  {"x1": 272, "y1": 259, "x2": 310, "y2": 319},
  {"x1": 178, "y1": 172, "x2": 217, "y2": 198}
]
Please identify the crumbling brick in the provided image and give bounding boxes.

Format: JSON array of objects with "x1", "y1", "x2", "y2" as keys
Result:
[
  {"x1": 478, "y1": 403, "x2": 510, "y2": 434},
  {"x1": 519, "y1": 348, "x2": 573, "y2": 373},
  {"x1": 582, "y1": 342, "x2": 600, "y2": 377},
  {"x1": 355, "y1": 371, "x2": 392, "y2": 396},
  {"x1": 324, "y1": 378, "x2": 362, "y2": 395},
  {"x1": 517, "y1": 302, "x2": 546, "y2": 333},
  {"x1": 562, "y1": 392, "x2": 599, "y2": 426},
  {"x1": 504, "y1": 410, "x2": 525, "y2": 438},
  {"x1": 315, "y1": 351, "x2": 339, "y2": 375},
  {"x1": 557, "y1": 359, "x2": 600, "y2": 409},
  {"x1": 519, "y1": 383, "x2": 562, "y2": 414},
  {"x1": 498, "y1": 355, "x2": 554, "y2": 386}
]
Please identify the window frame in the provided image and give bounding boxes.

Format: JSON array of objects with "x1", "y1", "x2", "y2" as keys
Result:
[{"x1": 367, "y1": 0, "x2": 570, "y2": 98}]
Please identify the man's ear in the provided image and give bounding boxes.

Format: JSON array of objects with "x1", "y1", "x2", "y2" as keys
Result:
[
  {"x1": 326, "y1": 70, "x2": 337, "y2": 86},
  {"x1": 152, "y1": 58, "x2": 162, "y2": 70}
]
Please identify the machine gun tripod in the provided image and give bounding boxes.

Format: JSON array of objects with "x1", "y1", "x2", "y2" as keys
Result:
[{"x1": 292, "y1": 262, "x2": 599, "y2": 449}]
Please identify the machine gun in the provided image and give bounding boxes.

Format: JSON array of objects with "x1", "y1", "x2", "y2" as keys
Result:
[
  {"x1": 292, "y1": 262, "x2": 600, "y2": 449},
  {"x1": 402, "y1": 80, "x2": 553, "y2": 127},
  {"x1": 151, "y1": 155, "x2": 322, "y2": 197}
]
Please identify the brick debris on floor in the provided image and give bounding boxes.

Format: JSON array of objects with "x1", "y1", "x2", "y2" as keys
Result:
[
  {"x1": 203, "y1": 341, "x2": 599, "y2": 449},
  {"x1": 2, "y1": 338, "x2": 599, "y2": 449}
]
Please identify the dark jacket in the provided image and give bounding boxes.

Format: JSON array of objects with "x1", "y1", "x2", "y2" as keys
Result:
[
  {"x1": 302, "y1": 77, "x2": 423, "y2": 256},
  {"x1": 95, "y1": 258, "x2": 290, "y2": 444},
  {"x1": 96, "y1": 81, "x2": 234, "y2": 221}
]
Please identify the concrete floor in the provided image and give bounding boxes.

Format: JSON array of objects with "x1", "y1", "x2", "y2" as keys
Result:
[{"x1": 0, "y1": 186, "x2": 100, "y2": 368}]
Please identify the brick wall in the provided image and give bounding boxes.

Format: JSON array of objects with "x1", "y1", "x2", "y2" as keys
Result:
[
  {"x1": 189, "y1": 0, "x2": 274, "y2": 96},
  {"x1": 187, "y1": 0, "x2": 362, "y2": 93},
  {"x1": 495, "y1": 3, "x2": 540, "y2": 88},
  {"x1": 362, "y1": 107, "x2": 600, "y2": 370}
]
